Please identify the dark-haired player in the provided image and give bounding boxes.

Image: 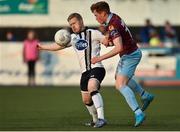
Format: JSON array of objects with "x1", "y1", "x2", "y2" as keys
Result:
[{"x1": 90, "y1": 1, "x2": 154, "y2": 127}]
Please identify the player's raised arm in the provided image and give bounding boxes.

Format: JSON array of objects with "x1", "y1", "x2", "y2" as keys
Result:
[
  {"x1": 37, "y1": 42, "x2": 68, "y2": 51},
  {"x1": 37, "y1": 29, "x2": 72, "y2": 51}
]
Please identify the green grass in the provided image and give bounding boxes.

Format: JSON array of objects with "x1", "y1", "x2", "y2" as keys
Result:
[{"x1": 0, "y1": 86, "x2": 180, "y2": 131}]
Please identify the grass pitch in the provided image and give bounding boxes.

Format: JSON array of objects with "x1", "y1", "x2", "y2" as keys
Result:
[{"x1": 0, "y1": 85, "x2": 180, "y2": 131}]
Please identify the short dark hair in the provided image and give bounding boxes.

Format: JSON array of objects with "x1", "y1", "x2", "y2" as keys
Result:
[
  {"x1": 90, "y1": 1, "x2": 110, "y2": 14},
  {"x1": 67, "y1": 13, "x2": 83, "y2": 22}
]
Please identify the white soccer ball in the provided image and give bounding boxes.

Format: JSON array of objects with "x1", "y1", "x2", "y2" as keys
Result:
[{"x1": 54, "y1": 29, "x2": 71, "y2": 46}]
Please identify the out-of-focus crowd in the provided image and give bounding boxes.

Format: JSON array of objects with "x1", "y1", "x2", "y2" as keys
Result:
[
  {"x1": 3, "y1": 19, "x2": 179, "y2": 48},
  {"x1": 139, "y1": 19, "x2": 178, "y2": 47}
]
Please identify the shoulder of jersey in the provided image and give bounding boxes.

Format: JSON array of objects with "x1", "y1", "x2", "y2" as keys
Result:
[
  {"x1": 70, "y1": 29, "x2": 100, "y2": 38},
  {"x1": 87, "y1": 28, "x2": 100, "y2": 33}
]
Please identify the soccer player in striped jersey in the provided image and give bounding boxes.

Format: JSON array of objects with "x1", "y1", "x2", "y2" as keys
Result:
[
  {"x1": 90, "y1": 1, "x2": 154, "y2": 127},
  {"x1": 37, "y1": 13, "x2": 106, "y2": 128}
]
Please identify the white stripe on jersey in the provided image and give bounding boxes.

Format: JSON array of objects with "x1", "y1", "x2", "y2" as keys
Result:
[{"x1": 69, "y1": 28, "x2": 104, "y2": 73}]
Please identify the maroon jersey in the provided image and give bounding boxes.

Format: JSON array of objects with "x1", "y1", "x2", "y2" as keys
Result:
[{"x1": 106, "y1": 13, "x2": 138, "y2": 56}]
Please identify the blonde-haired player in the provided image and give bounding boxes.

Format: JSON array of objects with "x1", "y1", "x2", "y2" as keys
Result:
[{"x1": 38, "y1": 13, "x2": 106, "y2": 128}]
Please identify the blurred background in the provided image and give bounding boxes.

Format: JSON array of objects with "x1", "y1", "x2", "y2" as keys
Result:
[
  {"x1": 0, "y1": 0, "x2": 180, "y2": 86},
  {"x1": 1, "y1": 0, "x2": 180, "y2": 131}
]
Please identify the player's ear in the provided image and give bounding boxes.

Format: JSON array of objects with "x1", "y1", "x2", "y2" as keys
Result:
[
  {"x1": 101, "y1": 11, "x2": 107, "y2": 17},
  {"x1": 80, "y1": 19, "x2": 84, "y2": 25}
]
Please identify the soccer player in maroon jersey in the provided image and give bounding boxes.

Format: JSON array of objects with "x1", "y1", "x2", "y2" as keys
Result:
[{"x1": 90, "y1": 1, "x2": 154, "y2": 127}]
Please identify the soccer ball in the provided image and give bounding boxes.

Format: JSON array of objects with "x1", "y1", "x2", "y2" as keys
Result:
[{"x1": 54, "y1": 29, "x2": 71, "y2": 46}]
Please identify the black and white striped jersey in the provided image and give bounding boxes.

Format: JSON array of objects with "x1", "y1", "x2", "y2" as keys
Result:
[{"x1": 69, "y1": 28, "x2": 104, "y2": 73}]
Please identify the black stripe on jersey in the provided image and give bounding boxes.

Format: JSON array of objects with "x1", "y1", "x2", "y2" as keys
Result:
[
  {"x1": 83, "y1": 30, "x2": 88, "y2": 71},
  {"x1": 88, "y1": 31, "x2": 92, "y2": 70},
  {"x1": 78, "y1": 32, "x2": 82, "y2": 38}
]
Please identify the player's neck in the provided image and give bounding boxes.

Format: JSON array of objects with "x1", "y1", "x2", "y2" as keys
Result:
[
  {"x1": 79, "y1": 26, "x2": 87, "y2": 33},
  {"x1": 81, "y1": 26, "x2": 86, "y2": 31},
  {"x1": 103, "y1": 13, "x2": 113, "y2": 26}
]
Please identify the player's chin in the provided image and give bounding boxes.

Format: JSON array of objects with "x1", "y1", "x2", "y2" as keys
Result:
[
  {"x1": 99, "y1": 22, "x2": 103, "y2": 25},
  {"x1": 99, "y1": 20, "x2": 104, "y2": 25},
  {"x1": 73, "y1": 29, "x2": 80, "y2": 33}
]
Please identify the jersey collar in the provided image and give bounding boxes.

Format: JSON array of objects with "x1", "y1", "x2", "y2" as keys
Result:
[
  {"x1": 75, "y1": 27, "x2": 88, "y2": 35},
  {"x1": 103, "y1": 13, "x2": 113, "y2": 27}
]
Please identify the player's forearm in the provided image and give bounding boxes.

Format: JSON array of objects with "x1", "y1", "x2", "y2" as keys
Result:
[
  {"x1": 100, "y1": 47, "x2": 120, "y2": 61},
  {"x1": 100, "y1": 37, "x2": 122, "y2": 61},
  {"x1": 39, "y1": 43, "x2": 65, "y2": 51}
]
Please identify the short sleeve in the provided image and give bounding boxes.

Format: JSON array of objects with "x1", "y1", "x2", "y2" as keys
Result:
[{"x1": 109, "y1": 21, "x2": 121, "y2": 40}]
